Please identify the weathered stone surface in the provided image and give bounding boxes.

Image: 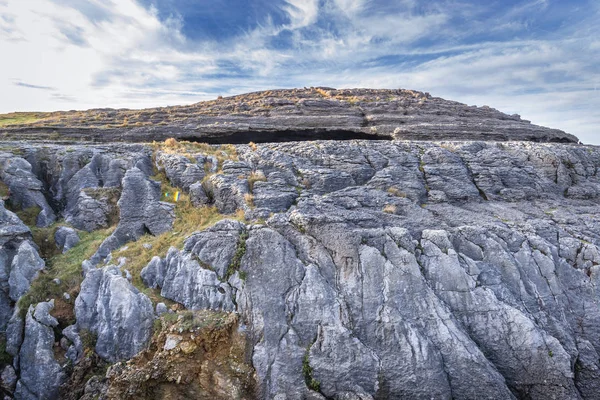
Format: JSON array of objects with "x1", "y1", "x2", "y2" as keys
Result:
[
  {"x1": 8, "y1": 241, "x2": 44, "y2": 302},
  {"x1": 203, "y1": 173, "x2": 249, "y2": 214},
  {"x1": 141, "y1": 247, "x2": 235, "y2": 311},
  {"x1": 90, "y1": 167, "x2": 174, "y2": 265},
  {"x1": 0, "y1": 201, "x2": 36, "y2": 330},
  {"x1": 74, "y1": 265, "x2": 154, "y2": 362},
  {"x1": 14, "y1": 301, "x2": 65, "y2": 400},
  {"x1": 1, "y1": 365, "x2": 17, "y2": 394},
  {"x1": 0, "y1": 88, "x2": 578, "y2": 144},
  {"x1": 155, "y1": 152, "x2": 204, "y2": 191},
  {"x1": 0, "y1": 155, "x2": 55, "y2": 227},
  {"x1": 54, "y1": 226, "x2": 80, "y2": 253},
  {"x1": 2, "y1": 116, "x2": 600, "y2": 399},
  {"x1": 188, "y1": 181, "x2": 210, "y2": 207}
]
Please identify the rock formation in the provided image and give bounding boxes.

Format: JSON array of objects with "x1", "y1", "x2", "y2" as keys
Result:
[{"x1": 0, "y1": 88, "x2": 597, "y2": 399}]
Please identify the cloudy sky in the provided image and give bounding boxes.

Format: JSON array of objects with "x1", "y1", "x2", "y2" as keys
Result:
[{"x1": 0, "y1": 0, "x2": 598, "y2": 143}]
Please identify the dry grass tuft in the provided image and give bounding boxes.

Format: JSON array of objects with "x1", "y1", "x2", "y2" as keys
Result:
[
  {"x1": 247, "y1": 171, "x2": 266, "y2": 192},
  {"x1": 164, "y1": 138, "x2": 178, "y2": 148},
  {"x1": 115, "y1": 173, "x2": 245, "y2": 296},
  {"x1": 244, "y1": 193, "x2": 255, "y2": 208},
  {"x1": 387, "y1": 187, "x2": 407, "y2": 198},
  {"x1": 383, "y1": 204, "x2": 397, "y2": 214}
]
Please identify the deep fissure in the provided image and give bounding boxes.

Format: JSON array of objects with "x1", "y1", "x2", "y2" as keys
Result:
[{"x1": 180, "y1": 129, "x2": 393, "y2": 144}]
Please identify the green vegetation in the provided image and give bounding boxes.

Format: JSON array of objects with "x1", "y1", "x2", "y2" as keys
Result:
[
  {"x1": 0, "y1": 182, "x2": 9, "y2": 199},
  {"x1": 153, "y1": 139, "x2": 238, "y2": 172},
  {"x1": 17, "y1": 227, "x2": 114, "y2": 320},
  {"x1": 0, "y1": 112, "x2": 49, "y2": 127},
  {"x1": 0, "y1": 335, "x2": 13, "y2": 367},
  {"x1": 225, "y1": 231, "x2": 249, "y2": 280},
  {"x1": 302, "y1": 346, "x2": 321, "y2": 392},
  {"x1": 15, "y1": 206, "x2": 41, "y2": 226}
]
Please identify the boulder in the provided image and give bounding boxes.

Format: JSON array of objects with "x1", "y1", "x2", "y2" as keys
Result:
[
  {"x1": 74, "y1": 265, "x2": 154, "y2": 362},
  {"x1": 54, "y1": 226, "x2": 80, "y2": 253},
  {"x1": 0, "y1": 156, "x2": 56, "y2": 227},
  {"x1": 13, "y1": 301, "x2": 65, "y2": 400}
]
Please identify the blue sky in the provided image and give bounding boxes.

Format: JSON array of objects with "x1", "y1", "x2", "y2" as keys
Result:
[{"x1": 0, "y1": 0, "x2": 598, "y2": 144}]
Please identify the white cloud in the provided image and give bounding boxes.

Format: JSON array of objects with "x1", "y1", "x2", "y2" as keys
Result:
[
  {"x1": 282, "y1": 0, "x2": 320, "y2": 29},
  {"x1": 0, "y1": 0, "x2": 597, "y2": 144}
]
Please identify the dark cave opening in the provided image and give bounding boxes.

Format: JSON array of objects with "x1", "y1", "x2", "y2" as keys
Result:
[{"x1": 180, "y1": 129, "x2": 393, "y2": 144}]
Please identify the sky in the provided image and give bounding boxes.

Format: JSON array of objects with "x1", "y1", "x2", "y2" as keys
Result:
[{"x1": 0, "y1": 0, "x2": 598, "y2": 144}]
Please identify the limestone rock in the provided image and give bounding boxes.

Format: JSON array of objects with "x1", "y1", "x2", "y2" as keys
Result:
[
  {"x1": 141, "y1": 247, "x2": 235, "y2": 312},
  {"x1": 0, "y1": 155, "x2": 56, "y2": 227},
  {"x1": 8, "y1": 241, "x2": 44, "y2": 302},
  {"x1": 54, "y1": 226, "x2": 80, "y2": 253},
  {"x1": 90, "y1": 167, "x2": 174, "y2": 265},
  {"x1": 74, "y1": 265, "x2": 154, "y2": 362},
  {"x1": 155, "y1": 152, "x2": 204, "y2": 191},
  {"x1": 14, "y1": 301, "x2": 66, "y2": 400}
]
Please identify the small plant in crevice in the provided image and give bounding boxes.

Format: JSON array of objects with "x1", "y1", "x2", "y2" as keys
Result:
[
  {"x1": 225, "y1": 231, "x2": 249, "y2": 280},
  {"x1": 387, "y1": 187, "x2": 406, "y2": 198},
  {"x1": 248, "y1": 171, "x2": 266, "y2": 192},
  {"x1": 244, "y1": 193, "x2": 255, "y2": 208},
  {"x1": 302, "y1": 346, "x2": 321, "y2": 392}
]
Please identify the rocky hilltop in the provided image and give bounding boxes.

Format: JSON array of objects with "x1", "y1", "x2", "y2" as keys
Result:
[
  {"x1": 0, "y1": 89, "x2": 598, "y2": 400},
  {"x1": 0, "y1": 88, "x2": 578, "y2": 144}
]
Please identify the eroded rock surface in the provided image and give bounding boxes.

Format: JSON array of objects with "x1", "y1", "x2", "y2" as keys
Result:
[
  {"x1": 90, "y1": 167, "x2": 174, "y2": 265},
  {"x1": 2, "y1": 129, "x2": 600, "y2": 399},
  {"x1": 74, "y1": 265, "x2": 154, "y2": 362},
  {"x1": 0, "y1": 201, "x2": 44, "y2": 330},
  {"x1": 14, "y1": 301, "x2": 65, "y2": 400},
  {"x1": 132, "y1": 140, "x2": 600, "y2": 399},
  {"x1": 0, "y1": 88, "x2": 578, "y2": 144}
]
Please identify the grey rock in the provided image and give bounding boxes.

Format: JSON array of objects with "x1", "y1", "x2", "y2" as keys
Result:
[
  {"x1": 1, "y1": 365, "x2": 17, "y2": 394},
  {"x1": 0, "y1": 201, "x2": 36, "y2": 330},
  {"x1": 163, "y1": 334, "x2": 182, "y2": 351},
  {"x1": 14, "y1": 302, "x2": 65, "y2": 400},
  {"x1": 54, "y1": 226, "x2": 80, "y2": 253},
  {"x1": 252, "y1": 179, "x2": 298, "y2": 213},
  {"x1": 155, "y1": 302, "x2": 168, "y2": 315},
  {"x1": 5, "y1": 309, "x2": 24, "y2": 359},
  {"x1": 0, "y1": 156, "x2": 56, "y2": 227},
  {"x1": 142, "y1": 247, "x2": 235, "y2": 311},
  {"x1": 68, "y1": 190, "x2": 115, "y2": 232},
  {"x1": 203, "y1": 174, "x2": 249, "y2": 214},
  {"x1": 155, "y1": 152, "x2": 204, "y2": 191},
  {"x1": 0, "y1": 88, "x2": 577, "y2": 143},
  {"x1": 189, "y1": 181, "x2": 210, "y2": 207},
  {"x1": 8, "y1": 241, "x2": 45, "y2": 302},
  {"x1": 90, "y1": 167, "x2": 174, "y2": 265},
  {"x1": 62, "y1": 325, "x2": 82, "y2": 363},
  {"x1": 74, "y1": 265, "x2": 154, "y2": 362},
  {"x1": 183, "y1": 219, "x2": 245, "y2": 279}
]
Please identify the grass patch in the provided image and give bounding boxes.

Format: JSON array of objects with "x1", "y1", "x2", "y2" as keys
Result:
[
  {"x1": 153, "y1": 139, "x2": 238, "y2": 168},
  {"x1": 117, "y1": 172, "x2": 245, "y2": 294},
  {"x1": 0, "y1": 182, "x2": 9, "y2": 199},
  {"x1": 17, "y1": 227, "x2": 114, "y2": 320},
  {"x1": 383, "y1": 204, "x2": 397, "y2": 214},
  {"x1": 15, "y1": 206, "x2": 41, "y2": 226},
  {"x1": 387, "y1": 187, "x2": 407, "y2": 198},
  {"x1": 0, "y1": 112, "x2": 50, "y2": 127}
]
